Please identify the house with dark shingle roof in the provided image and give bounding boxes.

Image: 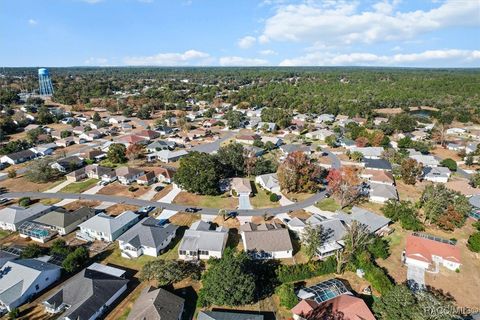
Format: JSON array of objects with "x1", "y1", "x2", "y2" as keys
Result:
[
  {"x1": 0, "y1": 149, "x2": 37, "y2": 165},
  {"x1": 126, "y1": 286, "x2": 184, "y2": 320},
  {"x1": 198, "y1": 311, "x2": 263, "y2": 320},
  {"x1": 43, "y1": 263, "x2": 129, "y2": 319},
  {"x1": 118, "y1": 217, "x2": 178, "y2": 258},
  {"x1": 34, "y1": 207, "x2": 96, "y2": 235}
]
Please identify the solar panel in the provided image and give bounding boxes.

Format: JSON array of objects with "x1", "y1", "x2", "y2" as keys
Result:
[
  {"x1": 412, "y1": 232, "x2": 456, "y2": 245},
  {"x1": 1, "y1": 246, "x2": 22, "y2": 256},
  {"x1": 298, "y1": 278, "x2": 349, "y2": 303}
]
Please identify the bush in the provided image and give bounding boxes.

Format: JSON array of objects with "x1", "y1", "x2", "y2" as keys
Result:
[
  {"x1": 128, "y1": 186, "x2": 138, "y2": 192},
  {"x1": 62, "y1": 246, "x2": 89, "y2": 273},
  {"x1": 368, "y1": 238, "x2": 390, "y2": 259},
  {"x1": 355, "y1": 252, "x2": 393, "y2": 295},
  {"x1": 468, "y1": 232, "x2": 480, "y2": 252},
  {"x1": 275, "y1": 283, "x2": 298, "y2": 309},
  {"x1": 18, "y1": 197, "x2": 31, "y2": 207},
  {"x1": 8, "y1": 308, "x2": 19, "y2": 319},
  {"x1": 7, "y1": 169, "x2": 16, "y2": 179},
  {"x1": 21, "y1": 243, "x2": 43, "y2": 258},
  {"x1": 440, "y1": 158, "x2": 457, "y2": 171},
  {"x1": 269, "y1": 193, "x2": 279, "y2": 202},
  {"x1": 276, "y1": 257, "x2": 336, "y2": 283}
]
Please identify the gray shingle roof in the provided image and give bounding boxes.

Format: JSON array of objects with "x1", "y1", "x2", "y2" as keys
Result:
[
  {"x1": 117, "y1": 217, "x2": 177, "y2": 250},
  {"x1": 34, "y1": 207, "x2": 96, "y2": 228},
  {"x1": 0, "y1": 204, "x2": 52, "y2": 225},
  {"x1": 126, "y1": 286, "x2": 184, "y2": 320},
  {"x1": 334, "y1": 206, "x2": 390, "y2": 233},
  {"x1": 198, "y1": 311, "x2": 263, "y2": 320}
]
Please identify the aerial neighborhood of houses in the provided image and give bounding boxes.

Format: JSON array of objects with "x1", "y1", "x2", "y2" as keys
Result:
[{"x1": 0, "y1": 69, "x2": 480, "y2": 320}]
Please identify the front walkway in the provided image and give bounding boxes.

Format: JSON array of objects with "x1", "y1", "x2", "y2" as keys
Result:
[
  {"x1": 45, "y1": 180, "x2": 72, "y2": 193},
  {"x1": 238, "y1": 194, "x2": 252, "y2": 210}
]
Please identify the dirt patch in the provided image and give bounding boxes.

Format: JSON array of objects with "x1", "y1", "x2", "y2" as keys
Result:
[
  {"x1": 63, "y1": 200, "x2": 101, "y2": 211},
  {"x1": 98, "y1": 182, "x2": 149, "y2": 198},
  {"x1": 396, "y1": 180, "x2": 429, "y2": 202},
  {"x1": 0, "y1": 175, "x2": 64, "y2": 193},
  {"x1": 169, "y1": 212, "x2": 200, "y2": 227},
  {"x1": 106, "y1": 204, "x2": 139, "y2": 216},
  {"x1": 173, "y1": 192, "x2": 238, "y2": 209},
  {"x1": 151, "y1": 184, "x2": 173, "y2": 201},
  {"x1": 430, "y1": 146, "x2": 462, "y2": 162}
]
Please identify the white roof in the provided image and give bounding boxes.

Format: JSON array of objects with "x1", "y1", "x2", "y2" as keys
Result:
[
  {"x1": 78, "y1": 211, "x2": 138, "y2": 235},
  {"x1": 350, "y1": 147, "x2": 384, "y2": 158},
  {"x1": 87, "y1": 263, "x2": 126, "y2": 277}
]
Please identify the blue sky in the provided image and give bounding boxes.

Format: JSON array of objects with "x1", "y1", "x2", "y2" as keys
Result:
[{"x1": 1, "y1": 0, "x2": 479, "y2": 67}]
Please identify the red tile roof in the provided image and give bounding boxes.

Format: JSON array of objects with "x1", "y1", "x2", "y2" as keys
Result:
[
  {"x1": 292, "y1": 295, "x2": 375, "y2": 320},
  {"x1": 405, "y1": 234, "x2": 461, "y2": 264}
]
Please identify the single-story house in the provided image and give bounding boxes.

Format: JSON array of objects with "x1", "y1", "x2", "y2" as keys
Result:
[
  {"x1": 81, "y1": 149, "x2": 106, "y2": 161},
  {"x1": 363, "y1": 158, "x2": 392, "y2": 171},
  {"x1": 153, "y1": 167, "x2": 176, "y2": 183},
  {"x1": 349, "y1": 147, "x2": 384, "y2": 159},
  {"x1": 360, "y1": 169, "x2": 395, "y2": 185},
  {"x1": 0, "y1": 149, "x2": 37, "y2": 165},
  {"x1": 43, "y1": 263, "x2": 129, "y2": 320},
  {"x1": 0, "y1": 204, "x2": 53, "y2": 231},
  {"x1": 316, "y1": 114, "x2": 335, "y2": 123},
  {"x1": 286, "y1": 215, "x2": 324, "y2": 235},
  {"x1": 255, "y1": 173, "x2": 280, "y2": 193},
  {"x1": 0, "y1": 259, "x2": 61, "y2": 312},
  {"x1": 198, "y1": 311, "x2": 263, "y2": 320},
  {"x1": 280, "y1": 144, "x2": 312, "y2": 156},
  {"x1": 146, "y1": 140, "x2": 176, "y2": 152},
  {"x1": 240, "y1": 223, "x2": 293, "y2": 259},
  {"x1": 404, "y1": 233, "x2": 461, "y2": 271},
  {"x1": 115, "y1": 167, "x2": 144, "y2": 185},
  {"x1": 236, "y1": 134, "x2": 260, "y2": 145},
  {"x1": 152, "y1": 149, "x2": 188, "y2": 163},
  {"x1": 334, "y1": 206, "x2": 391, "y2": 236},
  {"x1": 108, "y1": 115, "x2": 128, "y2": 124},
  {"x1": 51, "y1": 156, "x2": 84, "y2": 173},
  {"x1": 260, "y1": 136, "x2": 283, "y2": 147},
  {"x1": 30, "y1": 143, "x2": 57, "y2": 157},
  {"x1": 409, "y1": 154, "x2": 439, "y2": 167},
  {"x1": 423, "y1": 166, "x2": 451, "y2": 183},
  {"x1": 257, "y1": 122, "x2": 277, "y2": 132},
  {"x1": 134, "y1": 129, "x2": 160, "y2": 140},
  {"x1": 118, "y1": 217, "x2": 178, "y2": 258},
  {"x1": 136, "y1": 171, "x2": 157, "y2": 185},
  {"x1": 178, "y1": 221, "x2": 229, "y2": 260},
  {"x1": 34, "y1": 207, "x2": 96, "y2": 235},
  {"x1": 231, "y1": 177, "x2": 252, "y2": 196},
  {"x1": 77, "y1": 211, "x2": 139, "y2": 242},
  {"x1": 117, "y1": 134, "x2": 148, "y2": 146},
  {"x1": 368, "y1": 182, "x2": 398, "y2": 203},
  {"x1": 305, "y1": 129, "x2": 334, "y2": 140},
  {"x1": 126, "y1": 286, "x2": 184, "y2": 320}
]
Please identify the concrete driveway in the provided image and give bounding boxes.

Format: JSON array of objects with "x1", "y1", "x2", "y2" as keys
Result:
[
  {"x1": 407, "y1": 265, "x2": 425, "y2": 290},
  {"x1": 238, "y1": 195, "x2": 252, "y2": 210}
]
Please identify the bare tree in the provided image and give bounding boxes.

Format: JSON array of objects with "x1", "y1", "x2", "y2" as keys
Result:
[{"x1": 335, "y1": 221, "x2": 371, "y2": 274}]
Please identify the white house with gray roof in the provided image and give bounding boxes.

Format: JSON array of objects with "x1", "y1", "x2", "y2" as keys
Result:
[
  {"x1": 255, "y1": 173, "x2": 280, "y2": 193},
  {"x1": 423, "y1": 166, "x2": 451, "y2": 183},
  {"x1": 0, "y1": 204, "x2": 53, "y2": 231},
  {"x1": 368, "y1": 182, "x2": 398, "y2": 204},
  {"x1": 77, "y1": 211, "x2": 139, "y2": 242},
  {"x1": 118, "y1": 217, "x2": 178, "y2": 258},
  {"x1": 0, "y1": 259, "x2": 61, "y2": 312},
  {"x1": 178, "y1": 221, "x2": 228, "y2": 260},
  {"x1": 240, "y1": 223, "x2": 293, "y2": 259},
  {"x1": 334, "y1": 206, "x2": 391, "y2": 236}
]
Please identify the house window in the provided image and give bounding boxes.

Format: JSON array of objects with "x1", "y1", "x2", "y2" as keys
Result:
[
  {"x1": 35, "y1": 284, "x2": 40, "y2": 291},
  {"x1": 179, "y1": 250, "x2": 186, "y2": 255},
  {"x1": 199, "y1": 250, "x2": 209, "y2": 256}
]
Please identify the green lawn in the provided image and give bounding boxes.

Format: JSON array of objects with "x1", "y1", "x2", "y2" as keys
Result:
[
  {"x1": 315, "y1": 198, "x2": 341, "y2": 212},
  {"x1": 0, "y1": 230, "x2": 10, "y2": 240},
  {"x1": 60, "y1": 178, "x2": 99, "y2": 193},
  {"x1": 250, "y1": 183, "x2": 279, "y2": 209},
  {"x1": 173, "y1": 192, "x2": 238, "y2": 209}
]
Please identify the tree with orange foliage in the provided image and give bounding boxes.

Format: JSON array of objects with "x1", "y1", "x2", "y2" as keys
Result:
[
  {"x1": 277, "y1": 151, "x2": 323, "y2": 193},
  {"x1": 126, "y1": 143, "x2": 144, "y2": 161},
  {"x1": 355, "y1": 136, "x2": 369, "y2": 147},
  {"x1": 326, "y1": 167, "x2": 362, "y2": 208}
]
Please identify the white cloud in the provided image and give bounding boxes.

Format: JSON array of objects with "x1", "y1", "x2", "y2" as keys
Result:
[
  {"x1": 124, "y1": 50, "x2": 211, "y2": 66},
  {"x1": 237, "y1": 36, "x2": 257, "y2": 49},
  {"x1": 219, "y1": 56, "x2": 269, "y2": 66},
  {"x1": 84, "y1": 57, "x2": 109, "y2": 66},
  {"x1": 279, "y1": 49, "x2": 480, "y2": 67},
  {"x1": 28, "y1": 19, "x2": 37, "y2": 26},
  {"x1": 259, "y1": 49, "x2": 277, "y2": 56},
  {"x1": 260, "y1": 0, "x2": 480, "y2": 46}
]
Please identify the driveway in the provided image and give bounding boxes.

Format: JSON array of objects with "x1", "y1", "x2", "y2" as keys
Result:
[
  {"x1": 276, "y1": 192, "x2": 294, "y2": 206},
  {"x1": 45, "y1": 180, "x2": 72, "y2": 193},
  {"x1": 238, "y1": 195, "x2": 252, "y2": 210},
  {"x1": 139, "y1": 182, "x2": 163, "y2": 201},
  {"x1": 157, "y1": 184, "x2": 182, "y2": 203},
  {"x1": 407, "y1": 265, "x2": 425, "y2": 290}
]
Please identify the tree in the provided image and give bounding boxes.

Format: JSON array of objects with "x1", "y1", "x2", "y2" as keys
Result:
[
  {"x1": 252, "y1": 157, "x2": 277, "y2": 176},
  {"x1": 326, "y1": 167, "x2": 361, "y2": 207},
  {"x1": 50, "y1": 239, "x2": 71, "y2": 256},
  {"x1": 92, "y1": 111, "x2": 101, "y2": 122},
  {"x1": 174, "y1": 151, "x2": 222, "y2": 195},
  {"x1": 432, "y1": 111, "x2": 454, "y2": 147},
  {"x1": 141, "y1": 260, "x2": 201, "y2": 286},
  {"x1": 349, "y1": 151, "x2": 364, "y2": 162},
  {"x1": 367, "y1": 238, "x2": 390, "y2": 259},
  {"x1": 216, "y1": 143, "x2": 245, "y2": 177},
  {"x1": 302, "y1": 223, "x2": 323, "y2": 260},
  {"x1": 225, "y1": 110, "x2": 244, "y2": 129},
  {"x1": 25, "y1": 157, "x2": 61, "y2": 183},
  {"x1": 470, "y1": 172, "x2": 480, "y2": 188},
  {"x1": 107, "y1": 143, "x2": 127, "y2": 163},
  {"x1": 390, "y1": 113, "x2": 416, "y2": 133},
  {"x1": 420, "y1": 184, "x2": 470, "y2": 230},
  {"x1": 400, "y1": 158, "x2": 423, "y2": 185},
  {"x1": 373, "y1": 285, "x2": 459, "y2": 320},
  {"x1": 36, "y1": 105, "x2": 54, "y2": 125},
  {"x1": 8, "y1": 308, "x2": 19, "y2": 319},
  {"x1": 62, "y1": 247, "x2": 89, "y2": 273},
  {"x1": 126, "y1": 143, "x2": 144, "y2": 161},
  {"x1": 465, "y1": 154, "x2": 474, "y2": 166},
  {"x1": 336, "y1": 221, "x2": 371, "y2": 274},
  {"x1": 467, "y1": 232, "x2": 480, "y2": 252},
  {"x1": 275, "y1": 283, "x2": 298, "y2": 309},
  {"x1": 440, "y1": 158, "x2": 457, "y2": 171},
  {"x1": 21, "y1": 243, "x2": 43, "y2": 258},
  {"x1": 277, "y1": 151, "x2": 323, "y2": 193},
  {"x1": 325, "y1": 134, "x2": 338, "y2": 148},
  {"x1": 199, "y1": 249, "x2": 256, "y2": 306},
  {"x1": 60, "y1": 130, "x2": 72, "y2": 138},
  {"x1": 137, "y1": 105, "x2": 152, "y2": 119},
  {"x1": 355, "y1": 136, "x2": 369, "y2": 147},
  {"x1": 381, "y1": 200, "x2": 424, "y2": 231},
  {"x1": 122, "y1": 106, "x2": 134, "y2": 117},
  {"x1": 18, "y1": 197, "x2": 31, "y2": 207},
  {"x1": 7, "y1": 169, "x2": 16, "y2": 179}
]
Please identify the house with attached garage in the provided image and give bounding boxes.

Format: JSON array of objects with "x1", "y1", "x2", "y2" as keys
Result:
[
  {"x1": 363, "y1": 158, "x2": 392, "y2": 171},
  {"x1": 126, "y1": 286, "x2": 184, "y2": 320},
  {"x1": 115, "y1": 167, "x2": 144, "y2": 185},
  {"x1": 348, "y1": 147, "x2": 384, "y2": 159},
  {"x1": 118, "y1": 217, "x2": 178, "y2": 259},
  {"x1": 51, "y1": 156, "x2": 84, "y2": 173},
  {"x1": 43, "y1": 263, "x2": 129, "y2": 320},
  {"x1": 360, "y1": 169, "x2": 395, "y2": 186},
  {"x1": 152, "y1": 167, "x2": 176, "y2": 183},
  {"x1": 423, "y1": 166, "x2": 451, "y2": 183},
  {"x1": 0, "y1": 259, "x2": 61, "y2": 312},
  {"x1": 305, "y1": 129, "x2": 334, "y2": 140},
  {"x1": 409, "y1": 154, "x2": 439, "y2": 167},
  {"x1": 33, "y1": 207, "x2": 96, "y2": 236},
  {"x1": 280, "y1": 144, "x2": 312, "y2": 157},
  {"x1": 404, "y1": 233, "x2": 461, "y2": 271},
  {"x1": 368, "y1": 182, "x2": 398, "y2": 203},
  {"x1": 334, "y1": 206, "x2": 391, "y2": 236},
  {"x1": 0, "y1": 204, "x2": 54, "y2": 231},
  {"x1": 178, "y1": 221, "x2": 229, "y2": 260},
  {"x1": 150, "y1": 149, "x2": 188, "y2": 163},
  {"x1": 136, "y1": 171, "x2": 157, "y2": 186},
  {"x1": 29, "y1": 143, "x2": 57, "y2": 157},
  {"x1": 146, "y1": 140, "x2": 176, "y2": 152},
  {"x1": 240, "y1": 222, "x2": 293, "y2": 259},
  {"x1": 286, "y1": 214, "x2": 324, "y2": 235},
  {"x1": 77, "y1": 211, "x2": 139, "y2": 242},
  {"x1": 0, "y1": 149, "x2": 37, "y2": 165}
]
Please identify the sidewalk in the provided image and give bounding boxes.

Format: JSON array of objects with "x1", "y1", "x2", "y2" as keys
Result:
[
  {"x1": 155, "y1": 184, "x2": 182, "y2": 220},
  {"x1": 55, "y1": 184, "x2": 106, "y2": 207}
]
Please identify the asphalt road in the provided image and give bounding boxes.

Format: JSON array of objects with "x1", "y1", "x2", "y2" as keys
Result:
[{"x1": 4, "y1": 145, "x2": 340, "y2": 217}]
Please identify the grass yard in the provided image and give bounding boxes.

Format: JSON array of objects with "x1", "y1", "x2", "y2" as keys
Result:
[
  {"x1": 250, "y1": 183, "x2": 279, "y2": 209},
  {"x1": 0, "y1": 230, "x2": 10, "y2": 240},
  {"x1": 39, "y1": 198, "x2": 61, "y2": 206},
  {"x1": 98, "y1": 182, "x2": 150, "y2": 198},
  {"x1": 173, "y1": 191, "x2": 238, "y2": 209},
  {"x1": 0, "y1": 175, "x2": 65, "y2": 193},
  {"x1": 315, "y1": 198, "x2": 341, "y2": 212},
  {"x1": 101, "y1": 243, "x2": 157, "y2": 272},
  {"x1": 60, "y1": 178, "x2": 99, "y2": 193},
  {"x1": 283, "y1": 191, "x2": 313, "y2": 203}
]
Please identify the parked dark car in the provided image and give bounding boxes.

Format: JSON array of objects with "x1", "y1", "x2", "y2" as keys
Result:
[{"x1": 154, "y1": 185, "x2": 164, "y2": 192}]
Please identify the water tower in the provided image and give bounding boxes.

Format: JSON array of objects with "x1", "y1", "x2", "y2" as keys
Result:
[{"x1": 38, "y1": 68, "x2": 54, "y2": 96}]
